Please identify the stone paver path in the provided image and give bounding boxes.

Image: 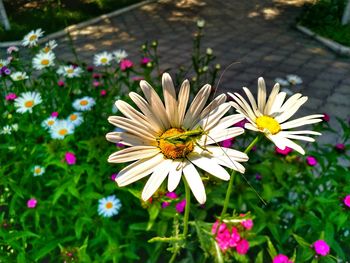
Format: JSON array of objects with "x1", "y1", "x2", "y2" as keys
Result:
[{"x1": 8, "y1": 0, "x2": 350, "y2": 142}]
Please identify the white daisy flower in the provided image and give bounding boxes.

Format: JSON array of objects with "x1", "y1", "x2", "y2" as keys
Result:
[
  {"x1": 14, "y1": 92, "x2": 42, "y2": 114},
  {"x1": 98, "y1": 195, "x2": 121, "y2": 217},
  {"x1": 113, "y1": 49, "x2": 128, "y2": 63},
  {"x1": 42, "y1": 40, "x2": 58, "y2": 53},
  {"x1": 274, "y1": 78, "x2": 289, "y2": 86},
  {"x1": 57, "y1": 65, "x2": 83, "y2": 78},
  {"x1": 286, "y1": 74, "x2": 303, "y2": 85},
  {"x1": 33, "y1": 165, "x2": 45, "y2": 176},
  {"x1": 10, "y1": 72, "x2": 29, "y2": 81},
  {"x1": 1, "y1": 125, "x2": 12, "y2": 135},
  {"x1": 93, "y1": 51, "x2": 113, "y2": 66},
  {"x1": 41, "y1": 116, "x2": 57, "y2": 129},
  {"x1": 67, "y1": 112, "x2": 83, "y2": 127},
  {"x1": 72, "y1": 97, "x2": 95, "y2": 111},
  {"x1": 228, "y1": 77, "x2": 323, "y2": 155},
  {"x1": 106, "y1": 73, "x2": 248, "y2": 204},
  {"x1": 50, "y1": 120, "x2": 74, "y2": 140},
  {"x1": 0, "y1": 59, "x2": 9, "y2": 68},
  {"x1": 22, "y1": 29, "x2": 44, "y2": 47},
  {"x1": 32, "y1": 52, "x2": 55, "y2": 70}
]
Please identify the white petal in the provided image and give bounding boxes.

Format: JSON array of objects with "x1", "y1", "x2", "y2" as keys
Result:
[
  {"x1": 141, "y1": 159, "x2": 173, "y2": 201},
  {"x1": 177, "y1": 80, "x2": 190, "y2": 126},
  {"x1": 183, "y1": 161, "x2": 206, "y2": 204},
  {"x1": 106, "y1": 132, "x2": 157, "y2": 146},
  {"x1": 279, "y1": 130, "x2": 321, "y2": 136},
  {"x1": 206, "y1": 146, "x2": 249, "y2": 162},
  {"x1": 269, "y1": 92, "x2": 286, "y2": 115},
  {"x1": 108, "y1": 146, "x2": 160, "y2": 163},
  {"x1": 268, "y1": 134, "x2": 305, "y2": 154},
  {"x1": 257, "y1": 77, "x2": 267, "y2": 112},
  {"x1": 116, "y1": 154, "x2": 165, "y2": 186},
  {"x1": 189, "y1": 153, "x2": 230, "y2": 180},
  {"x1": 275, "y1": 95, "x2": 308, "y2": 123},
  {"x1": 168, "y1": 161, "x2": 183, "y2": 192},
  {"x1": 196, "y1": 103, "x2": 231, "y2": 131},
  {"x1": 199, "y1": 94, "x2": 227, "y2": 120},
  {"x1": 229, "y1": 92, "x2": 257, "y2": 122},
  {"x1": 162, "y1": 73, "x2": 179, "y2": 127},
  {"x1": 211, "y1": 114, "x2": 245, "y2": 132},
  {"x1": 242, "y1": 87, "x2": 260, "y2": 116},
  {"x1": 280, "y1": 114, "x2": 324, "y2": 130},
  {"x1": 264, "y1": 83, "x2": 280, "y2": 115},
  {"x1": 200, "y1": 127, "x2": 244, "y2": 145},
  {"x1": 277, "y1": 133, "x2": 316, "y2": 142},
  {"x1": 244, "y1": 122, "x2": 260, "y2": 132}
]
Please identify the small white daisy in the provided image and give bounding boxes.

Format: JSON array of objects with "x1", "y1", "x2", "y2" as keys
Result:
[
  {"x1": 93, "y1": 51, "x2": 113, "y2": 66},
  {"x1": 50, "y1": 120, "x2": 74, "y2": 140},
  {"x1": 113, "y1": 49, "x2": 128, "y2": 63},
  {"x1": 41, "y1": 116, "x2": 57, "y2": 130},
  {"x1": 57, "y1": 65, "x2": 83, "y2": 78},
  {"x1": 1, "y1": 125, "x2": 12, "y2": 135},
  {"x1": 22, "y1": 29, "x2": 44, "y2": 47},
  {"x1": 98, "y1": 195, "x2": 121, "y2": 217},
  {"x1": 14, "y1": 92, "x2": 42, "y2": 114},
  {"x1": 32, "y1": 52, "x2": 55, "y2": 70},
  {"x1": 0, "y1": 59, "x2": 9, "y2": 68},
  {"x1": 42, "y1": 40, "x2": 58, "y2": 53},
  {"x1": 274, "y1": 78, "x2": 289, "y2": 86},
  {"x1": 72, "y1": 97, "x2": 95, "y2": 111},
  {"x1": 286, "y1": 74, "x2": 303, "y2": 85},
  {"x1": 67, "y1": 112, "x2": 83, "y2": 127},
  {"x1": 10, "y1": 72, "x2": 29, "y2": 81},
  {"x1": 33, "y1": 165, "x2": 45, "y2": 176}
]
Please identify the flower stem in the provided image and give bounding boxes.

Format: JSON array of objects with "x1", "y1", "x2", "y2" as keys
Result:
[{"x1": 220, "y1": 135, "x2": 261, "y2": 217}]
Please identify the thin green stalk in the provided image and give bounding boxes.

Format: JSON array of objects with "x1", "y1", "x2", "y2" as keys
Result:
[{"x1": 220, "y1": 135, "x2": 261, "y2": 217}]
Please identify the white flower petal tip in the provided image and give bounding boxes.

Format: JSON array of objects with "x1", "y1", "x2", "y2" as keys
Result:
[{"x1": 107, "y1": 72, "x2": 247, "y2": 204}]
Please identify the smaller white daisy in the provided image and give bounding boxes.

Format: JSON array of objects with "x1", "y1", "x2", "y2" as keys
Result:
[
  {"x1": 93, "y1": 51, "x2": 113, "y2": 66},
  {"x1": 22, "y1": 29, "x2": 44, "y2": 47},
  {"x1": 14, "y1": 92, "x2": 42, "y2": 114},
  {"x1": 57, "y1": 65, "x2": 83, "y2": 78},
  {"x1": 67, "y1": 112, "x2": 83, "y2": 127},
  {"x1": 0, "y1": 59, "x2": 9, "y2": 68},
  {"x1": 42, "y1": 40, "x2": 58, "y2": 53},
  {"x1": 32, "y1": 52, "x2": 55, "y2": 70},
  {"x1": 98, "y1": 195, "x2": 121, "y2": 218},
  {"x1": 33, "y1": 165, "x2": 45, "y2": 176},
  {"x1": 1, "y1": 125, "x2": 12, "y2": 135},
  {"x1": 50, "y1": 120, "x2": 74, "y2": 140},
  {"x1": 41, "y1": 116, "x2": 57, "y2": 130},
  {"x1": 10, "y1": 72, "x2": 29, "y2": 81},
  {"x1": 286, "y1": 74, "x2": 303, "y2": 85},
  {"x1": 113, "y1": 49, "x2": 128, "y2": 63},
  {"x1": 72, "y1": 96, "x2": 96, "y2": 111},
  {"x1": 274, "y1": 78, "x2": 289, "y2": 86}
]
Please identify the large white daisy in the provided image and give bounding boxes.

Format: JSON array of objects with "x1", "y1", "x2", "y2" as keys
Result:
[
  {"x1": 93, "y1": 51, "x2": 113, "y2": 66},
  {"x1": 22, "y1": 29, "x2": 44, "y2": 47},
  {"x1": 14, "y1": 92, "x2": 42, "y2": 113},
  {"x1": 106, "y1": 73, "x2": 248, "y2": 204},
  {"x1": 228, "y1": 77, "x2": 323, "y2": 155},
  {"x1": 32, "y1": 52, "x2": 55, "y2": 70}
]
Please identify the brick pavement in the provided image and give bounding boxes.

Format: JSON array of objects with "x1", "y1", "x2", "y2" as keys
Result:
[{"x1": 4, "y1": 0, "x2": 350, "y2": 143}]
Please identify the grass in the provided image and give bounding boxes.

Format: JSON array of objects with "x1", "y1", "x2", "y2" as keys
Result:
[
  {"x1": 0, "y1": 0, "x2": 143, "y2": 42},
  {"x1": 298, "y1": 0, "x2": 350, "y2": 46}
]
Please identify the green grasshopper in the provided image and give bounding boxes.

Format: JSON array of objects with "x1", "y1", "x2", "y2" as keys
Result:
[{"x1": 161, "y1": 127, "x2": 206, "y2": 145}]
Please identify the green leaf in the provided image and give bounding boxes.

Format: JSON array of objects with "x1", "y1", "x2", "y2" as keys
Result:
[
  {"x1": 266, "y1": 236, "x2": 277, "y2": 259},
  {"x1": 293, "y1": 234, "x2": 310, "y2": 248},
  {"x1": 255, "y1": 250, "x2": 264, "y2": 263}
]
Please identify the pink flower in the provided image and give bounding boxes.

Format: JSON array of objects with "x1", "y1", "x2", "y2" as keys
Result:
[
  {"x1": 322, "y1": 113, "x2": 330, "y2": 122},
  {"x1": 116, "y1": 142, "x2": 125, "y2": 148},
  {"x1": 175, "y1": 199, "x2": 186, "y2": 213},
  {"x1": 51, "y1": 112, "x2": 59, "y2": 117},
  {"x1": 234, "y1": 119, "x2": 248, "y2": 128},
  {"x1": 344, "y1": 195, "x2": 350, "y2": 208},
  {"x1": 236, "y1": 239, "x2": 249, "y2": 254},
  {"x1": 275, "y1": 146, "x2": 292, "y2": 155},
  {"x1": 229, "y1": 227, "x2": 241, "y2": 247},
  {"x1": 306, "y1": 156, "x2": 317, "y2": 166},
  {"x1": 212, "y1": 221, "x2": 227, "y2": 235},
  {"x1": 161, "y1": 201, "x2": 170, "y2": 208},
  {"x1": 313, "y1": 239, "x2": 330, "y2": 256},
  {"x1": 273, "y1": 254, "x2": 293, "y2": 263},
  {"x1": 27, "y1": 198, "x2": 37, "y2": 208},
  {"x1": 241, "y1": 219, "x2": 253, "y2": 230},
  {"x1": 65, "y1": 152, "x2": 76, "y2": 165},
  {"x1": 100, "y1": 90, "x2": 107, "y2": 96},
  {"x1": 166, "y1": 192, "x2": 178, "y2": 199},
  {"x1": 335, "y1": 143, "x2": 345, "y2": 153},
  {"x1": 131, "y1": 76, "x2": 144, "y2": 81},
  {"x1": 58, "y1": 80, "x2": 65, "y2": 87},
  {"x1": 86, "y1": 65, "x2": 94, "y2": 72},
  {"x1": 216, "y1": 228, "x2": 231, "y2": 251},
  {"x1": 5, "y1": 93, "x2": 17, "y2": 101},
  {"x1": 221, "y1": 138, "x2": 234, "y2": 148},
  {"x1": 120, "y1": 59, "x2": 133, "y2": 71},
  {"x1": 141, "y1": 57, "x2": 151, "y2": 65},
  {"x1": 93, "y1": 80, "x2": 101, "y2": 87},
  {"x1": 7, "y1": 46, "x2": 18, "y2": 54},
  {"x1": 110, "y1": 173, "x2": 118, "y2": 181}
]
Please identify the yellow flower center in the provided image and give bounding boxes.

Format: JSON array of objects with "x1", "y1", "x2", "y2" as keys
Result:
[
  {"x1": 67, "y1": 68, "x2": 74, "y2": 74},
  {"x1": 43, "y1": 47, "x2": 50, "y2": 53},
  {"x1": 25, "y1": 100, "x2": 34, "y2": 108},
  {"x1": 29, "y1": 35, "x2": 37, "y2": 41},
  {"x1": 256, "y1": 115, "x2": 281, "y2": 135},
  {"x1": 80, "y1": 100, "x2": 88, "y2": 106},
  {"x1": 158, "y1": 128, "x2": 194, "y2": 159},
  {"x1": 100, "y1": 58, "x2": 108, "y2": 64},
  {"x1": 48, "y1": 120, "x2": 55, "y2": 126},
  {"x1": 34, "y1": 167, "x2": 41, "y2": 174},
  {"x1": 41, "y1": 59, "x2": 49, "y2": 65},
  {"x1": 59, "y1": 129, "x2": 68, "y2": 136},
  {"x1": 105, "y1": 202, "x2": 113, "y2": 209},
  {"x1": 70, "y1": 114, "x2": 77, "y2": 121}
]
